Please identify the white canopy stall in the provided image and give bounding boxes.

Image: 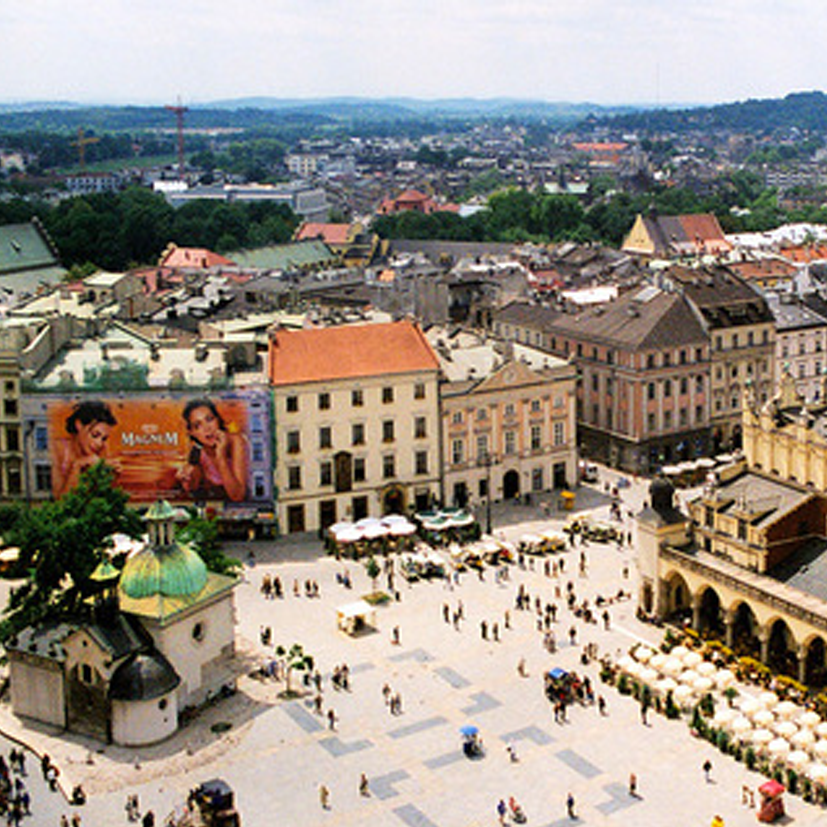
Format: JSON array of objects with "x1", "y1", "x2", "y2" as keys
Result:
[{"x1": 336, "y1": 600, "x2": 377, "y2": 636}]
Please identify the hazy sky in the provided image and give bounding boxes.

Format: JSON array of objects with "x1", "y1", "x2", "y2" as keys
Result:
[{"x1": 2, "y1": 0, "x2": 826, "y2": 106}]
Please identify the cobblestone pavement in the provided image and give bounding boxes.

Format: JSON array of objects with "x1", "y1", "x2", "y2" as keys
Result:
[{"x1": 2, "y1": 469, "x2": 824, "y2": 827}]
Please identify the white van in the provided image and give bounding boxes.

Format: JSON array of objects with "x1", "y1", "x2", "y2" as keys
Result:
[{"x1": 580, "y1": 462, "x2": 599, "y2": 483}]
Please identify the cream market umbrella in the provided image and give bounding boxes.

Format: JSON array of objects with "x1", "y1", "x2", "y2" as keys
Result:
[
  {"x1": 776, "y1": 700, "x2": 799, "y2": 720},
  {"x1": 656, "y1": 678, "x2": 678, "y2": 694},
  {"x1": 741, "y1": 699, "x2": 763, "y2": 718},
  {"x1": 759, "y1": 691, "x2": 779, "y2": 709},
  {"x1": 679, "y1": 670, "x2": 700, "y2": 685},
  {"x1": 813, "y1": 740, "x2": 827, "y2": 760},
  {"x1": 751, "y1": 728, "x2": 774, "y2": 746},
  {"x1": 787, "y1": 749, "x2": 811, "y2": 769},
  {"x1": 792, "y1": 728, "x2": 815, "y2": 750},
  {"x1": 730, "y1": 716, "x2": 752, "y2": 736},
  {"x1": 662, "y1": 658, "x2": 683, "y2": 677},
  {"x1": 774, "y1": 720, "x2": 798, "y2": 739},
  {"x1": 673, "y1": 685, "x2": 694, "y2": 706},
  {"x1": 800, "y1": 711, "x2": 822, "y2": 730},
  {"x1": 816, "y1": 722, "x2": 827, "y2": 739},
  {"x1": 767, "y1": 738, "x2": 790, "y2": 758},
  {"x1": 808, "y1": 763, "x2": 827, "y2": 783},
  {"x1": 713, "y1": 708, "x2": 737, "y2": 728},
  {"x1": 714, "y1": 669, "x2": 736, "y2": 689},
  {"x1": 752, "y1": 710, "x2": 775, "y2": 729},
  {"x1": 696, "y1": 661, "x2": 716, "y2": 677},
  {"x1": 617, "y1": 655, "x2": 636, "y2": 673},
  {"x1": 693, "y1": 676, "x2": 714, "y2": 694},
  {"x1": 635, "y1": 646, "x2": 656, "y2": 664},
  {"x1": 671, "y1": 645, "x2": 690, "y2": 659},
  {"x1": 683, "y1": 651, "x2": 703, "y2": 669},
  {"x1": 649, "y1": 653, "x2": 668, "y2": 672},
  {"x1": 640, "y1": 667, "x2": 659, "y2": 685}
]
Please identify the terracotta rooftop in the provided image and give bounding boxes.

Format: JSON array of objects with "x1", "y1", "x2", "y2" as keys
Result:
[
  {"x1": 269, "y1": 320, "x2": 439, "y2": 386},
  {"x1": 159, "y1": 246, "x2": 234, "y2": 269},
  {"x1": 294, "y1": 222, "x2": 351, "y2": 245}
]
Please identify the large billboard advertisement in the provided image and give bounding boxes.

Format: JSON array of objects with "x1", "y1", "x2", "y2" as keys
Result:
[{"x1": 45, "y1": 390, "x2": 272, "y2": 506}]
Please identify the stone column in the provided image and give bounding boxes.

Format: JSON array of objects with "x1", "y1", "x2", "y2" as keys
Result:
[
  {"x1": 724, "y1": 608, "x2": 736, "y2": 649},
  {"x1": 692, "y1": 593, "x2": 702, "y2": 632},
  {"x1": 798, "y1": 643, "x2": 808, "y2": 686},
  {"x1": 758, "y1": 626, "x2": 770, "y2": 665}
]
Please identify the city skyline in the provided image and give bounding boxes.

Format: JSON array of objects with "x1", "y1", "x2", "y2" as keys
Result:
[{"x1": 3, "y1": 0, "x2": 827, "y2": 108}]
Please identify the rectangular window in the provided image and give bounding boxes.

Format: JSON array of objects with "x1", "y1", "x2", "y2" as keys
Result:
[
  {"x1": 414, "y1": 383, "x2": 426, "y2": 400},
  {"x1": 696, "y1": 405, "x2": 703, "y2": 423},
  {"x1": 647, "y1": 383, "x2": 656, "y2": 401},
  {"x1": 664, "y1": 380, "x2": 672, "y2": 397},
  {"x1": 382, "y1": 420, "x2": 395, "y2": 442},
  {"x1": 7, "y1": 466, "x2": 20, "y2": 495},
  {"x1": 251, "y1": 414, "x2": 263, "y2": 433},
  {"x1": 530, "y1": 399, "x2": 541, "y2": 413},
  {"x1": 591, "y1": 374, "x2": 599, "y2": 392},
  {"x1": 452, "y1": 411, "x2": 463, "y2": 425},
  {"x1": 679, "y1": 408, "x2": 688, "y2": 427},
  {"x1": 319, "y1": 426, "x2": 332, "y2": 449},
  {"x1": 320, "y1": 461, "x2": 332, "y2": 486},
  {"x1": 353, "y1": 457, "x2": 366, "y2": 482},
  {"x1": 504, "y1": 430, "x2": 516, "y2": 455},
  {"x1": 352, "y1": 389, "x2": 364, "y2": 407},
  {"x1": 476, "y1": 434, "x2": 489, "y2": 461},
  {"x1": 553, "y1": 421, "x2": 565, "y2": 446},
  {"x1": 288, "y1": 466, "x2": 302, "y2": 490},
  {"x1": 531, "y1": 425, "x2": 542, "y2": 451},
  {"x1": 532, "y1": 467, "x2": 544, "y2": 491},
  {"x1": 352, "y1": 496, "x2": 368, "y2": 521},
  {"x1": 680, "y1": 377, "x2": 688, "y2": 394},
  {"x1": 647, "y1": 412, "x2": 656, "y2": 432},
  {"x1": 414, "y1": 416, "x2": 426, "y2": 439},
  {"x1": 504, "y1": 403, "x2": 515, "y2": 418},
  {"x1": 318, "y1": 392, "x2": 331, "y2": 411},
  {"x1": 253, "y1": 473, "x2": 265, "y2": 498},
  {"x1": 35, "y1": 464, "x2": 51, "y2": 492},
  {"x1": 286, "y1": 431, "x2": 301, "y2": 454},
  {"x1": 452, "y1": 439, "x2": 464, "y2": 464},
  {"x1": 664, "y1": 410, "x2": 672, "y2": 429},
  {"x1": 415, "y1": 451, "x2": 428, "y2": 474},
  {"x1": 6, "y1": 428, "x2": 18, "y2": 452},
  {"x1": 476, "y1": 407, "x2": 488, "y2": 421},
  {"x1": 252, "y1": 441, "x2": 264, "y2": 462},
  {"x1": 5, "y1": 399, "x2": 18, "y2": 417},
  {"x1": 382, "y1": 387, "x2": 394, "y2": 404},
  {"x1": 286, "y1": 395, "x2": 299, "y2": 413},
  {"x1": 352, "y1": 423, "x2": 365, "y2": 446},
  {"x1": 383, "y1": 455, "x2": 395, "y2": 479},
  {"x1": 35, "y1": 426, "x2": 48, "y2": 452}
]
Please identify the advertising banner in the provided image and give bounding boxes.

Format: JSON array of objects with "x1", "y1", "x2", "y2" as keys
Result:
[{"x1": 47, "y1": 391, "x2": 271, "y2": 505}]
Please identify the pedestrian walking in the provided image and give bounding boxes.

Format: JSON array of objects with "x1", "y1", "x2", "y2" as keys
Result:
[
  {"x1": 492, "y1": 622, "x2": 499, "y2": 642},
  {"x1": 319, "y1": 784, "x2": 330, "y2": 809},
  {"x1": 497, "y1": 798, "x2": 507, "y2": 825},
  {"x1": 629, "y1": 772, "x2": 637, "y2": 797},
  {"x1": 382, "y1": 683, "x2": 391, "y2": 705},
  {"x1": 327, "y1": 709, "x2": 337, "y2": 730},
  {"x1": 566, "y1": 792, "x2": 576, "y2": 819},
  {"x1": 359, "y1": 773, "x2": 370, "y2": 796},
  {"x1": 703, "y1": 758, "x2": 713, "y2": 782},
  {"x1": 598, "y1": 695, "x2": 607, "y2": 715},
  {"x1": 391, "y1": 626, "x2": 400, "y2": 645},
  {"x1": 480, "y1": 620, "x2": 488, "y2": 640},
  {"x1": 517, "y1": 657, "x2": 527, "y2": 677}
]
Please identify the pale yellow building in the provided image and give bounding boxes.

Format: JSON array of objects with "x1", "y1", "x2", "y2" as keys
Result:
[{"x1": 269, "y1": 321, "x2": 441, "y2": 534}]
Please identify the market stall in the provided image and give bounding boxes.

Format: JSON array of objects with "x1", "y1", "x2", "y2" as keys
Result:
[{"x1": 336, "y1": 600, "x2": 377, "y2": 636}]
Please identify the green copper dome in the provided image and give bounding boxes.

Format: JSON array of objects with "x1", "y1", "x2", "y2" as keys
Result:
[{"x1": 120, "y1": 542, "x2": 208, "y2": 599}]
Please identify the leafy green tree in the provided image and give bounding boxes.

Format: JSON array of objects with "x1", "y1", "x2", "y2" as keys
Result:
[
  {"x1": 176, "y1": 514, "x2": 240, "y2": 575},
  {"x1": 274, "y1": 643, "x2": 314, "y2": 696},
  {"x1": 365, "y1": 556, "x2": 380, "y2": 592},
  {"x1": 0, "y1": 463, "x2": 143, "y2": 643}
]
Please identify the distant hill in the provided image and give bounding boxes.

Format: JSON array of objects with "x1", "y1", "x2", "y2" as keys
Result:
[
  {"x1": 0, "y1": 97, "x2": 654, "y2": 133},
  {"x1": 598, "y1": 90, "x2": 827, "y2": 134}
]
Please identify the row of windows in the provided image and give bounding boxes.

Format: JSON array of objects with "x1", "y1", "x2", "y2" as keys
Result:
[
  {"x1": 286, "y1": 418, "x2": 429, "y2": 453},
  {"x1": 450, "y1": 398, "x2": 553, "y2": 426},
  {"x1": 645, "y1": 406, "x2": 705, "y2": 432},
  {"x1": 450, "y1": 423, "x2": 566, "y2": 465},
  {"x1": 646, "y1": 376, "x2": 705, "y2": 400},
  {"x1": 287, "y1": 451, "x2": 430, "y2": 490},
  {"x1": 780, "y1": 338, "x2": 824, "y2": 358},
  {"x1": 713, "y1": 361, "x2": 767, "y2": 381},
  {"x1": 286, "y1": 383, "x2": 427, "y2": 413},
  {"x1": 714, "y1": 329, "x2": 770, "y2": 350}
]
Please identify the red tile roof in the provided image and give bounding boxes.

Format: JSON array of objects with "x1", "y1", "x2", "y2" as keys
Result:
[
  {"x1": 269, "y1": 321, "x2": 439, "y2": 386},
  {"x1": 159, "y1": 246, "x2": 234, "y2": 269},
  {"x1": 294, "y1": 222, "x2": 351, "y2": 245}
]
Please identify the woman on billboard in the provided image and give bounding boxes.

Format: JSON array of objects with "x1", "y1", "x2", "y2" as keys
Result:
[
  {"x1": 53, "y1": 401, "x2": 119, "y2": 498},
  {"x1": 177, "y1": 399, "x2": 248, "y2": 502}
]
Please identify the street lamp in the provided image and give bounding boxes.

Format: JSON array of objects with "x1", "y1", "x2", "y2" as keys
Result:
[{"x1": 478, "y1": 451, "x2": 494, "y2": 535}]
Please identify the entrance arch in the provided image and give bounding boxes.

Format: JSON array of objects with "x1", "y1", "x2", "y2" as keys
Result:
[
  {"x1": 503, "y1": 470, "x2": 520, "y2": 500},
  {"x1": 805, "y1": 637, "x2": 827, "y2": 688},
  {"x1": 382, "y1": 485, "x2": 405, "y2": 516},
  {"x1": 731, "y1": 602, "x2": 759, "y2": 658},
  {"x1": 698, "y1": 587, "x2": 723, "y2": 636},
  {"x1": 768, "y1": 618, "x2": 797, "y2": 677},
  {"x1": 663, "y1": 571, "x2": 691, "y2": 622}
]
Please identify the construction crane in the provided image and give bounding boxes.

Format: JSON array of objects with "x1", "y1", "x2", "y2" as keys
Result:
[
  {"x1": 72, "y1": 127, "x2": 100, "y2": 169},
  {"x1": 165, "y1": 98, "x2": 189, "y2": 178}
]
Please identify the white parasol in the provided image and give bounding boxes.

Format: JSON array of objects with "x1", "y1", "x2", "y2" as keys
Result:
[
  {"x1": 792, "y1": 728, "x2": 815, "y2": 749},
  {"x1": 814, "y1": 740, "x2": 827, "y2": 760},
  {"x1": 808, "y1": 763, "x2": 827, "y2": 783},
  {"x1": 787, "y1": 749, "x2": 811, "y2": 769},
  {"x1": 656, "y1": 677, "x2": 678, "y2": 694},
  {"x1": 683, "y1": 651, "x2": 703, "y2": 669},
  {"x1": 799, "y1": 711, "x2": 822, "y2": 730},
  {"x1": 696, "y1": 661, "x2": 717, "y2": 677},
  {"x1": 679, "y1": 669, "x2": 700, "y2": 685},
  {"x1": 639, "y1": 667, "x2": 659, "y2": 685},
  {"x1": 759, "y1": 691, "x2": 779, "y2": 709},
  {"x1": 751, "y1": 728, "x2": 774, "y2": 745},
  {"x1": 740, "y1": 699, "x2": 763, "y2": 718},
  {"x1": 693, "y1": 676, "x2": 714, "y2": 694},
  {"x1": 714, "y1": 669, "x2": 736, "y2": 689},
  {"x1": 634, "y1": 646, "x2": 656, "y2": 664},
  {"x1": 753, "y1": 710, "x2": 775, "y2": 729},
  {"x1": 767, "y1": 738, "x2": 790, "y2": 757},
  {"x1": 662, "y1": 658, "x2": 683, "y2": 676},
  {"x1": 713, "y1": 708, "x2": 737, "y2": 727},
  {"x1": 730, "y1": 716, "x2": 752, "y2": 736},
  {"x1": 776, "y1": 700, "x2": 799, "y2": 720},
  {"x1": 649, "y1": 653, "x2": 668, "y2": 671},
  {"x1": 673, "y1": 685, "x2": 694, "y2": 706},
  {"x1": 774, "y1": 720, "x2": 798, "y2": 739},
  {"x1": 335, "y1": 527, "x2": 363, "y2": 543},
  {"x1": 816, "y1": 722, "x2": 827, "y2": 739},
  {"x1": 670, "y1": 645, "x2": 689, "y2": 659}
]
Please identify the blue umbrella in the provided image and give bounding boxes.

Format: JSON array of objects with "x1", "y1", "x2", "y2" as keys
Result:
[{"x1": 459, "y1": 725, "x2": 479, "y2": 736}]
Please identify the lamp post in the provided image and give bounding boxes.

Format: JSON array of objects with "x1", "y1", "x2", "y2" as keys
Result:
[{"x1": 478, "y1": 451, "x2": 493, "y2": 535}]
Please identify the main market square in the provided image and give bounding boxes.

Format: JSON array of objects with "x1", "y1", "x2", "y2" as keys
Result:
[{"x1": 6, "y1": 464, "x2": 827, "y2": 827}]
